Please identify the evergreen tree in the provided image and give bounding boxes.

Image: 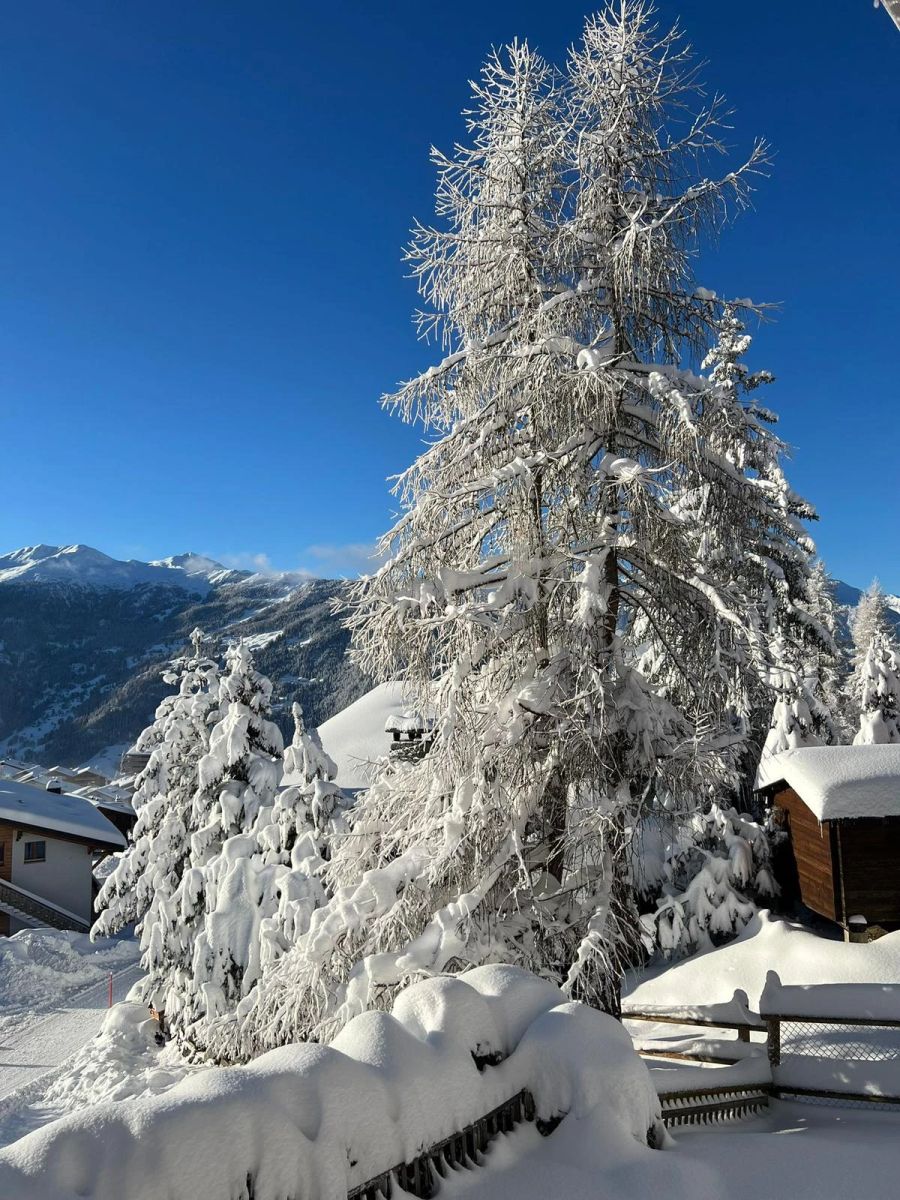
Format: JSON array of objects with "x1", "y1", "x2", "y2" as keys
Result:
[
  {"x1": 254, "y1": 703, "x2": 349, "y2": 970},
  {"x1": 849, "y1": 581, "x2": 897, "y2": 710},
  {"x1": 92, "y1": 631, "x2": 219, "y2": 1002},
  {"x1": 639, "y1": 803, "x2": 776, "y2": 959},
  {"x1": 801, "y1": 560, "x2": 845, "y2": 742},
  {"x1": 229, "y1": 3, "x2": 818, "y2": 1057},
  {"x1": 757, "y1": 637, "x2": 822, "y2": 783},
  {"x1": 853, "y1": 641, "x2": 900, "y2": 745},
  {"x1": 169, "y1": 642, "x2": 284, "y2": 1045}
]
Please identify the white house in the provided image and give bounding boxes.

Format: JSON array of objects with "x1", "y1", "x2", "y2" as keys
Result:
[{"x1": 0, "y1": 778, "x2": 125, "y2": 936}]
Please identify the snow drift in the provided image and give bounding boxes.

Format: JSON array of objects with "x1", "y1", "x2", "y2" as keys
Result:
[{"x1": 0, "y1": 966, "x2": 661, "y2": 1200}]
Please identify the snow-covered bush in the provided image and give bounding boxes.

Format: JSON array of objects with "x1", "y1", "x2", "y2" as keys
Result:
[{"x1": 637, "y1": 804, "x2": 777, "y2": 959}]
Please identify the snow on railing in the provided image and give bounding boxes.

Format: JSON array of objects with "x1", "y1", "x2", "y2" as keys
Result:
[
  {"x1": 760, "y1": 971, "x2": 900, "y2": 1106},
  {"x1": 0, "y1": 878, "x2": 89, "y2": 932},
  {"x1": 0, "y1": 966, "x2": 663, "y2": 1200}
]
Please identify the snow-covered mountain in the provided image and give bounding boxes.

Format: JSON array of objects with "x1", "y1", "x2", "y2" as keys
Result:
[
  {"x1": 0, "y1": 543, "x2": 894, "y2": 773},
  {"x1": 0, "y1": 544, "x2": 368, "y2": 769},
  {"x1": 0, "y1": 545, "x2": 243, "y2": 593}
]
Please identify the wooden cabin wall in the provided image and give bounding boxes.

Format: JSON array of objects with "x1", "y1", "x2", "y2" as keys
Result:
[
  {"x1": 835, "y1": 818, "x2": 900, "y2": 927},
  {"x1": 772, "y1": 787, "x2": 837, "y2": 921}
]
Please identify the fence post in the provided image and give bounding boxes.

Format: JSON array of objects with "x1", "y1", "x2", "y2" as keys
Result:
[
  {"x1": 108, "y1": 972, "x2": 113, "y2": 1008},
  {"x1": 766, "y1": 1017, "x2": 781, "y2": 1068}
]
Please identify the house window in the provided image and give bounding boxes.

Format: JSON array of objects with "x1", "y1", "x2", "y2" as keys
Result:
[
  {"x1": 0, "y1": 844, "x2": 4, "y2": 864},
  {"x1": 24, "y1": 841, "x2": 46, "y2": 863}
]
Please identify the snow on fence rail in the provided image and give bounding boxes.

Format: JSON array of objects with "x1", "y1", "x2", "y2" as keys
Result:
[
  {"x1": 623, "y1": 989, "x2": 766, "y2": 1065},
  {"x1": 758, "y1": 972, "x2": 900, "y2": 1107},
  {"x1": 348, "y1": 1089, "x2": 536, "y2": 1200}
]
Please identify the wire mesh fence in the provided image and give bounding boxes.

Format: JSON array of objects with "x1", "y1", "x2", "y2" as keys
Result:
[{"x1": 778, "y1": 1019, "x2": 900, "y2": 1062}]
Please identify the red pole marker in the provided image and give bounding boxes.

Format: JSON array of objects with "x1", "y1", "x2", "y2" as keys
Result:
[{"x1": 108, "y1": 972, "x2": 113, "y2": 1008}]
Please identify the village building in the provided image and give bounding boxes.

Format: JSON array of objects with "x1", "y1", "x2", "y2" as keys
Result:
[
  {"x1": 0, "y1": 777, "x2": 125, "y2": 936},
  {"x1": 756, "y1": 745, "x2": 900, "y2": 936}
]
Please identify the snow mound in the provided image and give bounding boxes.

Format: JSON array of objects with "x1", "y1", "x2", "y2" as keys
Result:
[
  {"x1": 626, "y1": 911, "x2": 900, "y2": 1015},
  {"x1": 0, "y1": 929, "x2": 138, "y2": 1017},
  {"x1": 41, "y1": 1005, "x2": 202, "y2": 1115},
  {"x1": 391, "y1": 974, "x2": 502, "y2": 1060},
  {"x1": 0, "y1": 971, "x2": 660, "y2": 1200},
  {"x1": 459, "y1": 964, "x2": 566, "y2": 1056}
]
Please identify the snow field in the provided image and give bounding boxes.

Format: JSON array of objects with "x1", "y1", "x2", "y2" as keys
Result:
[
  {"x1": 0, "y1": 965, "x2": 662, "y2": 1200},
  {"x1": 626, "y1": 911, "x2": 900, "y2": 1018}
]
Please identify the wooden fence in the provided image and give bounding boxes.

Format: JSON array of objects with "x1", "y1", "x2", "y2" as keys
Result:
[
  {"x1": 622, "y1": 1007, "x2": 766, "y2": 1065},
  {"x1": 348, "y1": 1090, "x2": 537, "y2": 1200},
  {"x1": 628, "y1": 984, "x2": 900, "y2": 1117}
]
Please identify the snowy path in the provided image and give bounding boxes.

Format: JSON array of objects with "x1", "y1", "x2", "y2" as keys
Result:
[{"x1": 0, "y1": 962, "x2": 143, "y2": 1102}]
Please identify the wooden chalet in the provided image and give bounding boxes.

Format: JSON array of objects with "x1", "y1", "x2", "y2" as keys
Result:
[{"x1": 756, "y1": 745, "x2": 900, "y2": 933}]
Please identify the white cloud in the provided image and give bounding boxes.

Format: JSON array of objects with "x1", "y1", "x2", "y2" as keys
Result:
[
  {"x1": 301, "y1": 542, "x2": 383, "y2": 577},
  {"x1": 217, "y1": 551, "x2": 279, "y2": 573}
]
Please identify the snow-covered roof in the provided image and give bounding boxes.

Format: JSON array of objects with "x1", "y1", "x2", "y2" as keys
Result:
[
  {"x1": 0, "y1": 778, "x2": 126, "y2": 848},
  {"x1": 756, "y1": 745, "x2": 900, "y2": 821},
  {"x1": 319, "y1": 682, "x2": 428, "y2": 790}
]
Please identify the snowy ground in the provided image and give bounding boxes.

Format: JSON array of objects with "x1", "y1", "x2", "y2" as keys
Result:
[
  {"x1": 625, "y1": 909, "x2": 900, "y2": 1014},
  {"x1": 4, "y1": 919, "x2": 900, "y2": 1197},
  {"x1": 437, "y1": 1100, "x2": 900, "y2": 1200},
  {"x1": 0, "y1": 930, "x2": 142, "y2": 1145}
]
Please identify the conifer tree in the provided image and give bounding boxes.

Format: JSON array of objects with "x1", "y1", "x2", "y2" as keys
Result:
[
  {"x1": 849, "y1": 581, "x2": 897, "y2": 710},
  {"x1": 253, "y1": 703, "x2": 349, "y2": 970},
  {"x1": 169, "y1": 642, "x2": 284, "y2": 1045},
  {"x1": 92, "y1": 631, "x2": 219, "y2": 998},
  {"x1": 229, "y1": 3, "x2": 819, "y2": 1057},
  {"x1": 853, "y1": 641, "x2": 900, "y2": 745},
  {"x1": 640, "y1": 803, "x2": 776, "y2": 959}
]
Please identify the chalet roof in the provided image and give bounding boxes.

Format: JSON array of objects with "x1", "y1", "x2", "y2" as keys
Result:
[
  {"x1": 756, "y1": 745, "x2": 900, "y2": 821},
  {"x1": 0, "y1": 778, "x2": 126, "y2": 849}
]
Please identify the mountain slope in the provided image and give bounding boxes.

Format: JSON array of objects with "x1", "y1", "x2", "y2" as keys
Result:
[{"x1": 0, "y1": 546, "x2": 367, "y2": 768}]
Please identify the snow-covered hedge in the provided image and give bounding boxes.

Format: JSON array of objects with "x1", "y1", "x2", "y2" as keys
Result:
[{"x1": 0, "y1": 966, "x2": 662, "y2": 1200}]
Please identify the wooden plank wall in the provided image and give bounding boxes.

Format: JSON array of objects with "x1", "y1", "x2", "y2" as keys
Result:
[
  {"x1": 772, "y1": 787, "x2": 837, "y2": 921},
  {"x1": 837, "y1": 819, "x2": 900, "y2": 926}
]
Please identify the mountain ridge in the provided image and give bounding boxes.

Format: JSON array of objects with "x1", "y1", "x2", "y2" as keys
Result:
[
  {"x1": 0, "y1": 543, "x2": 896, "y2": 773},
  {"x1": 0, "y1": 545, "x2": 367, "y2": 769}
]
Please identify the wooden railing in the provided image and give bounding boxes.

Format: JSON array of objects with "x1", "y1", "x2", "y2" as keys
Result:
[
  {"x1": 0, "y1": 878, "x2": 90, "y2": 932},
  {"x1": 349, "y1": 1089, "x2": 537, "y2": 1200},
  {"x1": 623, "y1": 1006, "x2": 765, "y2": 1064}
]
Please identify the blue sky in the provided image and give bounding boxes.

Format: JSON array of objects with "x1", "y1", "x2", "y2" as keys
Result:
[{"x1": 1, "y1": 1, "x2": 898, "y2": 589}]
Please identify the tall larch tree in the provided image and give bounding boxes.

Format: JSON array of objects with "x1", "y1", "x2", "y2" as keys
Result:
[{"x1": 231, "y1": 3, "x2": 819, "y2": 1058}]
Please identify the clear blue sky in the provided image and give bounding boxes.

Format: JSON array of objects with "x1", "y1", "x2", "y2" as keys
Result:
[{"x1": 1, "y1": 1, "x2": 897, "y2": 589}]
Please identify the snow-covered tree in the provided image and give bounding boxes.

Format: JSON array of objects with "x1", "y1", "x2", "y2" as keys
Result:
[
  {"x1": 800, "y1": 560, "x2": 844, "y2": 741},
  {"x1": 759, "y1": 639, "x2": 822, "y2": 765},
  {"x1": 227, "y1": 4, "x2": 819, "y2": 1058},
  {"x1": 849, "y1": 581, "x2": 897, "y2": 702},
  {"x1": 92, "y1": 631, "x2": 219, "y2": 991},
  {"x1": 853, "y1": 641, "x2": 900, "y2": 745},
  {"x1": 252, "y1": 703, "x2": 350, "y2": 970},
  {"x1": 168, "y1": 642, "x2": 284, "y2": 1046},
  {"x1": 639, "y1": 803, "x2": 776, "y2": 959}
]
